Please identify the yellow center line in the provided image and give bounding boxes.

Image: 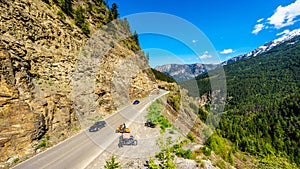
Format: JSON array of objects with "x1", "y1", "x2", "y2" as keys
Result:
[
  {"x1": 106, "y1": 114, "x2": 124, "y2": 127},
  {"x1": 42, "y1": 97, "x2": 158, "y2": 168},
  {"x1": 40, "y1": 137, "x2": 90, "y2": 169}
]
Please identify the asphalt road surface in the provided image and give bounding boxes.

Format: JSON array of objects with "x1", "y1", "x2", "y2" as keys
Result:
[{"x1": 13, "y1": 90, "x2": 168, "y2": 169}]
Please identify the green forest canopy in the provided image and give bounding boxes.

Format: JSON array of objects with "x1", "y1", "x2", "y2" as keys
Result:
[{"x1": 182, "y1": 35, "x2": 300, "y2": 166}]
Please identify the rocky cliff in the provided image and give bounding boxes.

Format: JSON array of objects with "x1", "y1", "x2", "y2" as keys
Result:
[{"x1": 0, "y1": 0, "x2": 157, "y2": 167}]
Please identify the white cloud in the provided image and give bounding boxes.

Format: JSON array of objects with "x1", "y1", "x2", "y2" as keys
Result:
[
  {"x1": 220, "y1": 48, "x2": 234, "y2": 54},
  {"x1": 268, "y1": 0, "x2": 300, "y2": 29},
  {"x1": 252, "y1": 0, "x2": 300, "y2": 34},
  {"x1": 257, "y1": 18, "x2": 264, "y2": 23},
  {"x1": 192, "y1": 39, "x2": 198, "y2": 43},
  {"x1": 199, "y1": 51, "x2": 213, "y2": 59},
  {"x1": 276, "y1": 29, "x2": 290, "y2": 36},
  {"x1": 252, "y1": 24, "x2": 264, "y2": 34}
]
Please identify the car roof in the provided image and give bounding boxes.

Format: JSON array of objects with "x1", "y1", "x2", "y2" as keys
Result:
[{"x1": 95, "y1": 121, "x2": 106, "y2": 124}]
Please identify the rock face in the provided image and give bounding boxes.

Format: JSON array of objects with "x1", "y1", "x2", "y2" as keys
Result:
[
  {"x1": 0, "y1": 42, "x2": 47, "y2": 166},
  {"x1": 0, "y1": 0, "x2": 157, "y2": 167}
]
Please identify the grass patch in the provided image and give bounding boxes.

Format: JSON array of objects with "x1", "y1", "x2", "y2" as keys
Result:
[
  {"x1": 35, "y1": 135, "x2": 50, "y2": 151},
  {"x1": 87, "y1": 114, "x2": 103, "y2": 122},
  {"x1": 73, "y1": 126, "x2": 81, "y2": 131},
  {"x1": 215, "y1": 160, "x2": 227, "y2": 169},
  {"x1": 186, "y1": 132, "x2": 196, "y2": 142},
  {"x1": 202, "y1": 145, "x2": 212, "y2": 156},
  {"x1": 146, "y1": 100, "x2": 172, "y2": 132},
  {"x1": 13, "y1": 158, "x2": 19, "y2": 163},
  {"x1": 206, "y1": 133, "x2": 235, "y2": 165},
  {"x1": 35, "y1": 140, "x2": 46, "y2": 151},
  {"x1": 57, "y1": 10, "x2": 66, "y2": 20},
  {"x1": 258, "y1": 156, "x2": 299, "y2": 169}
]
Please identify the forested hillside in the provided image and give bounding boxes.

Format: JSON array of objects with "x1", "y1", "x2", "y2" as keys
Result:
[
  {"x1": 151, "y1": 68, "x2": 176, "y2": 83},
  {"x1": 183, "y1": 35, "x2": 300, "y2": 167}
]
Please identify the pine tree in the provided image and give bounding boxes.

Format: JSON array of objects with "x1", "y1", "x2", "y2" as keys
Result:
[
  {"x1": 104, "y1": 156, "x2": 121, "y2": 169},
  {"x1": 133, "y1": 31, "x2": 139, "y2": 46},
  {"x1": 42, "y1": 0, "x2": 49, "y2": 4},
  {"x1": 74, "y1": 6, "x2": 90, "y2": 35},
  {"x1": 58, "y1": 0, "x2": 73, "y2": 16},
  {"x1": 74, "y1": 6, "x2": 84, "y2": 27},
  {"x1": 110, "y1": 3, "x2": 119, "y2": 19}
]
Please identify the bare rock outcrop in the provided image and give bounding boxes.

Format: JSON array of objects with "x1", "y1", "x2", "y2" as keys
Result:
[{"x1": 0, "y1": 0, "x2": 157, "y2": 167}]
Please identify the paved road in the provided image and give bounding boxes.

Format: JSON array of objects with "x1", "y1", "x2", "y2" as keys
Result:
[{"x1": 13, "y1": 90, "x2": 168, "y2": 169}]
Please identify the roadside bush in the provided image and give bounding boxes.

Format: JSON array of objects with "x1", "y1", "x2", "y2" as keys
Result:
[
  {"x1": 167, "y1": 93, "x2": 181, "y2": 112},
  {"x1": 184, "y1": 149, "x2": 192, "y2": 159},
  {"x1": 81, "y1": 22, "x2": 90, "y2": 35},
  {"x1": 175, "y1": 148, "x2": 192, "y2": 159},
  {"x1": 57, "y1": 10, "x2": 66, "y2": 20},
  {"x1": 228, "y1": 151, "x2": 235, "y2": 165},
  {"x1": 58, "y1": 0, "x2": 73, "y2": 16},
  {"x1": 146, "y1": 101, "x2": 172, "y2": 132},
  {"x1": 74, "y1": 6, "x2": 90, "y2": 35},
  {"x1": 156, "y1": 116, "x2": 172, "y2": 131},
  {"x1": 35, "y1": 140, "x2": 46, "y2": 151},
  {"x1": 175, "y1": 148, "x2": 185, "y2": 157},
  {"x1": 104, "y1": 156, "x2": 121, "y2": 169},
  {"x1": 187, "y1": 132, "x2": 196, "y2": 142},
  {"x1": 13, "y1": 158, "x2": 19, "y2": 163},
  {"x1": 35, "y1": 135, "x2": 50, "y2": 151},
  {"x1": 202, "y1": 146, "x2": 211, "y2": 156}
]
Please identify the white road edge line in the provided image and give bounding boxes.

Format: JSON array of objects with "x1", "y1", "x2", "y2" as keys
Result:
[
  {"x1": 13, "y1": 90, "x2": 168, "y2": 169},
  {"x1": 83, "y1": 90, "x2": 169, "y2": 169}
]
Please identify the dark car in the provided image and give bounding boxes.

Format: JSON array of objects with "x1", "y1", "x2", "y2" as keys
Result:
[
  {"x1": 145, "y1": 119, "x2": 156, "y2": 128},
  {"x1": 133, "y1": 100, "x2": 140, "y2": 105},
  {"x1": 89, "y1": 121, "x2": 106, "y2": 132}
]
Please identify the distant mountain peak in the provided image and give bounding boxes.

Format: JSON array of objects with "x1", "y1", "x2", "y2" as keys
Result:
[
  {"x1": 222, "y1": 28, "x2": 300, "y2": 66},
  {"x1": 274, "y1": 28, "x2": 300, "y2": 43},
  {"x1": 155, "y1": 63, "x2": 219, "y2": 82},
  {"x1": 155, "y1": 28, "x2": 300, "y2": 82}
]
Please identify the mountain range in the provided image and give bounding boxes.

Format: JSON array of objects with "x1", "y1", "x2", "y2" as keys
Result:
[
  {"x1": 155, "y1": 28, "x2": 300, "y2": 82},
  {"x1": 155, "y1": 63, "x2": 219, "y2": 82}
]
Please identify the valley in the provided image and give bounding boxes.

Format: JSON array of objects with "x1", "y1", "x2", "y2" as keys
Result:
[{"x1": 0, "y1": 0, "x2": 299, "y2": 168}]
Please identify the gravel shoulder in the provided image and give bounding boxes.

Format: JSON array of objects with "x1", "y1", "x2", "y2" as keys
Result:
[{"x1": 85, "y1": 103, "x2": 162, "y2": 168}]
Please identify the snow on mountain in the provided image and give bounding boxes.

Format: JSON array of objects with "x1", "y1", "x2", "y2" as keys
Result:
[
  {"x1": 222, "y1": 28, "x2": 300, "y2": 66},
  {"x1": 155, "y1": 28, "x2": 300, "y2": 82}
]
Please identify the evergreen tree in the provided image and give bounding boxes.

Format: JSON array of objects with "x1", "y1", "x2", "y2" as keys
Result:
[
  {"x1": 74, "y1": 6, "x2": 84, "y2": 27},
  {"x1": 133, "y1": 31, "x2": 139, "y2": 46},
  {"x1": 189, "y1": 36, "x2": 300, "y2": 165},
  {"x1": 58, "y1": 0, "x2": 73, "y2": 16},
  {"x1": 74, "y1": 6, "x2": 90, "y2": 35},
  {"x1": 110, "y1": 3, "x2": 119, "y2": 20},
  {"x1": 42, "y1": 0, "x2": 49, "y2": 4},
  {"x1": 104, "y1": 156, "x2": 121, "y2": 169},
  {"x1": 95, "y1": 0, "x2": 105, "y2": 5}
]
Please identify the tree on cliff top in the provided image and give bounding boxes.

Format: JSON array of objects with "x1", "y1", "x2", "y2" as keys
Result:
[
  {"x1": 58, "y1": 0, "x2": 73, "y2": 17},
  {"x1": 109, "y1": 3, "x2": 119, "y2": 21}
]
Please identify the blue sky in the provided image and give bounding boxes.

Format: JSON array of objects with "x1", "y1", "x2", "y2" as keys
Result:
[{"x1": 108, "y1": 0, "x2": 300, "y2": 67}]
